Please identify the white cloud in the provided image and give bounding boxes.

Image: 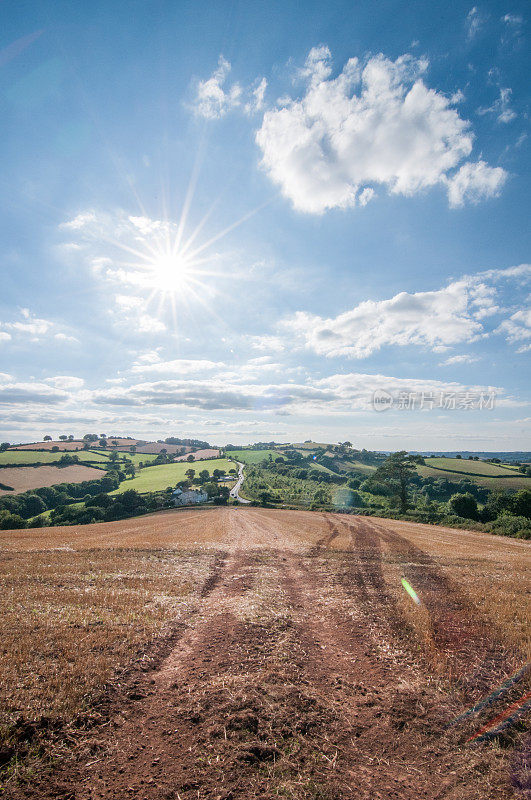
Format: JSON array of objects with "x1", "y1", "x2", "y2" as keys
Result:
[
  {"x1": 478, "y1": 87, "x2": 517, "y2": 123},
  {"x1": 129, "y1": 358, "x2": 219, "y2": 375},
  {"x1": 466, "y1": 6, "x2": 484, "y2": 38},
  {"x1": 282, "y1": 265, "x2": 530, "y2": 358},
  {"x1": 0, "y1": 332, "x2": 11, "y2": 343},
  {"x1": 60, "y1": 211, "x2": 97, "y2": 230},
  {"x1": 45, "y1": 376, "x2": 85, "y2": 390},
  {"x1": 446, "y1": 160, "x2": 507, "y2": 207},
  {"x1": 256, "y1": 48, "x2": 505, "y2": 213},
  {"x1": 496, "y1": 309, "x2": 531, "y2": 352},
  {"x1": 54, "y1": 332, "x2": 80, "y2": 344},
  {"x1": 440, "y1": 354, "x2": 479, "y2": 366},
  {"x1": 245, "y1": 77, "x2": 267, "y2": 114},
  {"x1": 193, "y1": 56, "x2": 242, "y2": 119}
]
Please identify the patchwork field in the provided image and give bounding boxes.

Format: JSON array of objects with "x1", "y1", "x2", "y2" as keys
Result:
[
  {"x1": 135, "y1": 443, "x2": 192, "y2": 454},
  {"x1": 0, "y1": 465, "x2": 105, "y2": 495},
  {"x1": 418, "y1": 462, "x2": 530, "y2": 490},
  {"x1": 110, "y1": 458, "x2": 235, "y2": 494},
  {"x1": 0, "y1": 508, "x2": 529, "y2": 799}
]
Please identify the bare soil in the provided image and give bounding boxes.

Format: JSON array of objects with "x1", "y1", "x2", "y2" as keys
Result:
[
  {"x1": 174, "y1": 449, "x2": 220, "y2": 461},
  {"x1": 1, "y1": 509, "x2": 529, "y2": 799},
  {"x1": 0, "y1": 465, "x2": 105, "y2": 495}
]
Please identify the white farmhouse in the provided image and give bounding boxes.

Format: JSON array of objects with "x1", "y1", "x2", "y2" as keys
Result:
[{"x1": 172, "y1": 487, "x2": 208, "y2": 506}]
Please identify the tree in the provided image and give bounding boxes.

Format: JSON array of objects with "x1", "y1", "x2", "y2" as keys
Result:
[
  {"x1": 111, "y1": 440, "x2": 118, "y2": 447},
  {"x1": 67, "y1": 435, "x2": 74, "y2": 441},
  {"x1": 374, "y1": 451, "x2": 417, "y2": 512},
  {"x1": 198, "y1": 469, "x2": 210, "y2": 483},
  {"x1": 43, "y1": 435, "x2": 52, "y2": 442},
  {"x1": 59, "y1": 435, "x2": 68, "y2": 441},
  {"x1": 124, "y1": 463, "x2": 136, "y2": 478},
  {"x1": 109, "y1": 451, "x2": 119, "y2": 463},
  {"x1": 212, "y1": 469, "x2": 223, "y2": 480},
  {"x1": 0, "y1": 443, "x2": 10, "y2": 452},
  {"x1": 99, "y1": 438, "x2": 108, "y2": 448},
  {"x1": 187, "y1": 454, "x2": 195, "y2": 462},
  {"x1": 23, "y1": 494, "x2": 46, "y2": 518},
  {"x1": 448, "y1": 493, "x2": 478, "y2": 519},
  {"x1": 185, "y1": 468, "x2": 196, "y2": 482},
  {"x1": 83, "y1": 433, "x2": 98, "y2": 442}
]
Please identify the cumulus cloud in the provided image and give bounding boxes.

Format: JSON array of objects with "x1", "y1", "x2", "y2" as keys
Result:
[
  {"x1": 193, "y1": 56, "x2": 242, "y2": 119},
  {"x1": 255, "y1": 47, "x2": 505, "y2": 213},
  {"x1": 129, "y1": 358, "x2": 220, "y2": 375},
  {"x1": 89, "y1": 371, "x2": 502, "y2": 416},
  {"x1": 446, "y1": 160, "x2": 507, "y2": 207},
  {"x1": 0, "y1": 332, "x2": 11, "y2": 343},
  {"x1": 495, "y1": 309, "x2": 531, "y2": 352},
  {"x1": 282, "y1": 265, "x2": 530, "y2": 358},
  {"x1": 0, "y1": 381, "x2": 67, "y2": 405},
  {"x1": 45, "y1": 375, "x2": 85, "y2": 390}
]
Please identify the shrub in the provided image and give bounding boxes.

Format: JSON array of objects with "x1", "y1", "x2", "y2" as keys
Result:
[
  {"x1": 448, "y1": 492, "x2": 478, "y2": 520},
  {"x1": 487, "y1": 514, "x2": 531, "y2": 540}
]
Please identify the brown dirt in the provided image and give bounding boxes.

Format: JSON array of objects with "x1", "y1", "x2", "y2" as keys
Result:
[
  {"x1": 2, "y1": 509, "x2": 530, "y2": 799},
  {"x1": 135, "y1": 444, "x2": 192, "y2": 455},
  {"x1": 0, "y1": 465, "x2": 105, "y2": 495},
  {"x1": 174, "y1": 449, "x2": 220, "y2": 461}
]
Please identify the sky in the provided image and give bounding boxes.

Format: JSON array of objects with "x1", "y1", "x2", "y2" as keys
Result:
[{"x1": 0, "y1": 0, "x2": 530, "y2": 449}]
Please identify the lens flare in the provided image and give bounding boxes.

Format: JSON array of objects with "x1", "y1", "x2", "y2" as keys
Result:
[{"x1": 401, "y1": 577, "x2": 421, "y2": 605}]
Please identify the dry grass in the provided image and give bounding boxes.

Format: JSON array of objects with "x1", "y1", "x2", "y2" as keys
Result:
[
  {"x1": 0, "y1": 548, "x2": 213, "y2": 733},
  {"x1": 371, "y1": 516, "x2": 531, "y2": 661}
]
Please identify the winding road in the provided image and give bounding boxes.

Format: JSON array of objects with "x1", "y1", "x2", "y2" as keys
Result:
[{"x1": 229, "y1": 460, "x2": 251, "y2": 503}]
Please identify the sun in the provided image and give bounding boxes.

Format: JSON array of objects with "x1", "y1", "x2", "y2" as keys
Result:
[{"x1": 148, "y1": 251, "x2": 191, "y2": 292}]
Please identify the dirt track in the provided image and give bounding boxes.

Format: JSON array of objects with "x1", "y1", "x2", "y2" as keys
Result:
[{"x1": 7, "y1": 509, "x2": 530, "y2": 799}]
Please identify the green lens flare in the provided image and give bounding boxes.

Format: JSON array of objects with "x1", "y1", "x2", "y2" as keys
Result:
[{"x1": 401, "y1": 578, "x2": 421, "y2": 605}]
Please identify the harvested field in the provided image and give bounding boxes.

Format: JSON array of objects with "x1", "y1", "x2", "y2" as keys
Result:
[
  {"x1": 0, "y1": 465, "x2": 105, "y2": 495},
  {"x1": 0, "y1": 509, "x2": 529, "y2": 799},
  {"x1": 174, "y1": 448, "x2": 220, "y2": 460},
  {"x1": 10, "y1": 441, "x2": 89, "y2": 451},
  {"x1": 135, "y1": 443, "x2": 193, "y2": 454}
]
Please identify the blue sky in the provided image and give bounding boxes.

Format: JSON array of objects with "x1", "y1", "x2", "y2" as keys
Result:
[{"x1": 0, "y1": 0, "x2": 529, "y2": 448}]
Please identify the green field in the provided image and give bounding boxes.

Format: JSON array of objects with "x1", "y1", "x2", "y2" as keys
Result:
[
  {"x1": 423, "y1": 457, "x2": 521, "y2": 477},
  {"x1": 227, "y1": 449, "x2": 285, "y2": 465},
  {"x1": 91, "y1": 450, "x2": 159, "y2": 467},
  {"x1": 0, "y1": 449, "x2": 110, "y2": 466},
  {"x1": 110, "y1": 458, "x2": 235, "y2": 495},
  {"x1": 418, "y1": 457, "x2": 530, "y2": 490}
]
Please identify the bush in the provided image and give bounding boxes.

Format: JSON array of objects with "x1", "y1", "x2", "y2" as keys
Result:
[
  {"x1": 448, "y1": 492, "x2": 478, "y2": 520},
  {"x1": 487, "y1": 514, "x2": 531, "y2": 540},
  {"x1": 0, "y1": 511, "x2": 25, "y2": 529}
]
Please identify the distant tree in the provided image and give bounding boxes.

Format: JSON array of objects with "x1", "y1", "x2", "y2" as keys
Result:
[
  {"x1": 51, "y1": 446, "x2": 60, "y2": 452},
  {"x1": 374, "y1": 451, "x2": 417, "y2": 512},
  {"x1": 99, "y1": 434, "x2": 107, "y2": 439},
  {"x1": 99, "y1": 438, "x2": 108, "y2": 448},
  {"x1": 124, "y1": 463, "x2": 136, "y2": 478},
  {"x1": 67, "y1": 435, "x2": 74, "y2": 441},
  {"x1": 187, "y1": 454, "x2": 195, "y2": 462},
  {"x1": 43, "y1": 435, "x2": 52, "y2": 442},
  {"x1": 448, "y1": 493, "x2": 478, "y2": 520},
  {"x1": 212, "y1": 469, "x2": 223, "y2": 480},
  {"x1": 111, "y1": 440, "x2": 118, "y2": 447},
  {"x1": 109, "y1": 451, "x2": 119, "y2": 463},
  {"x1": 130, "y1": 445, "x2": 136, "y2": 454},
  {"x1": 89, "y1": 493, "x2": 113, "y2": 508},
  {"x1": 185, "y1": 468, "x2": 196, "y2": 482},
  {"x1": 83, "y1": 433, "x2": 99, "y2": 442},
  {"x1": 0, "y1": 443, "x2": 10, "y2": 452},
  {"x1": 59, "y1": 435, "x2": 68, "y2": 441},
  {"x1": 23, "y1": 494, "x2": 46, "y2": 517},
  {"x1": 198, "y1": 469, "x2": 210, "y2": 483},
  {"x1": 455, "y1": 454, "x2": 462, "y2": 459}
]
